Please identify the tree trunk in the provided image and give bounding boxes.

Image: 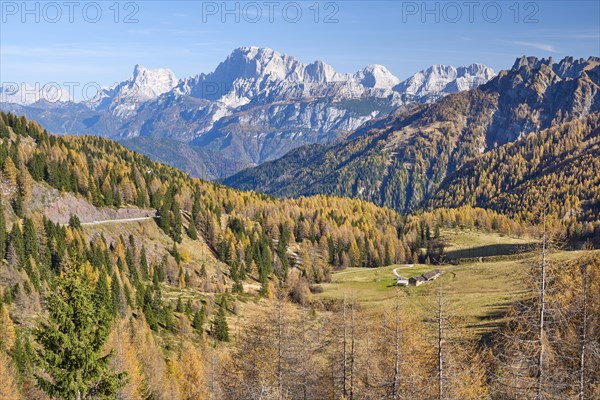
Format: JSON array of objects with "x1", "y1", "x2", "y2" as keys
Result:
[
  {"x1": 537, "y1": 214, "x2": 547, "y2": 400},
  {"x1": 342, "y1": 295, "x2": 348, "y2": 398},
  {"x1": 350, "y1": 299, "x2": 355, "y2": 400},
  {"x1": 277, "y1": 302, "x2": 284, "y2": 400},
  {"x1": 438, "y1": 284, "x2": 444, "y2": 400},
  {"x1": 392, "y1": 293, "x2": 400, "y2": 400},
  {"x1": 578, "y1": 259, "x2": 589, "y2": 400}
]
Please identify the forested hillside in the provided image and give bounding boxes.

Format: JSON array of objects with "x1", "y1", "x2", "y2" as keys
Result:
[
  {"x1": 0, "y1": 112, "x2": 598, "y2": 399},
  {"x1": 225, "y1": 56, "x2": 600, "y2": 237},
  {"x1": 0, "y1": 112, "x2": 537, "y2": 399},
  {"x1": 432, "y1": 114, "x2": 600, "y2": 239}
]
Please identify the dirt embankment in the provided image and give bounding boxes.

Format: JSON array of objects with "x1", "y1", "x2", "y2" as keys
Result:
[{"x1": 28, "y1": 183, "x2": 155, "y2": 225}]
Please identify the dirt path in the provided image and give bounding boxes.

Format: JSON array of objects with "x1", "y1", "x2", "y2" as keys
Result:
[{"x1": 392, "y1": 264, "x2": 414, "y2": 277}]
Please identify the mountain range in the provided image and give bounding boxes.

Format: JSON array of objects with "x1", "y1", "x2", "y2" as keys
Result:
[
  {"x1": 224, "y1": 55, "x2": 600, "y2": 222},
  {"x1": 0, "y1": 46, "x2": 494, "y2": 179}
]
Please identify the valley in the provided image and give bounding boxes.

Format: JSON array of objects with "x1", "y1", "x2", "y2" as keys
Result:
[
  {"x1": 315, "y1": 229, "x2": 582, "y2": 337},
  {"x1": 0, "y1": 11, "x2": 599, "y2": 396}
]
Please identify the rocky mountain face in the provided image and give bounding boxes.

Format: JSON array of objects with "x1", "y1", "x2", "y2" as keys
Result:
[
  {"x1": 225, "y1": 56, "x2": 600, "y2": 212},
  {"x1": 0, "y1": 47, "x2": 494, "y2": 179},
  {"x1": 394, "y1": 63, "x2": 495, "y2": 102},
  {"x1": 88, "y1": 64, "x2": 178, "y2": 118}
]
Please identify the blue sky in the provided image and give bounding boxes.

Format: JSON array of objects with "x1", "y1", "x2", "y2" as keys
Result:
[{"x1": 1, "y1": 0, "x2": 599, "y2": 91}]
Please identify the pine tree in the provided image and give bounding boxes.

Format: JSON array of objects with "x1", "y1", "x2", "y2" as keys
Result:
[
  {"x1": 158, "y1": 200, "x2": 171, "y2": 234},
  {"x1": 192, "y1": 307, "x2": 205, "y2": 336},
  {"x1": 69, "y1": 214, "x2": 81, "y2": 229},
  {"x1": 13, "y1": 191, "x2": 23, "y2": 218},
  {"x1": 212, "y1": 305, "x2": 230, "y2": 342},
  {"x1": 110, "y1": 273, "x2": 122, "y2": 317},
  {"x1": 191, "y1": 194, "x2": 201, "y2": 221},
  {"x1": 12, "y1": 331, "x2": 34, "y2": 376},
  {"x1": 8, "y1": 223, "x2": 24, "y2": 266},
  {"x1": 140, "y1": 246, "x2": 149, "y2": 280},
  {"x1": 187, "y1": 221, "x2": 198, "y2": 240},
  {"x1": 172, "y1": 242, "x2": 181, "y2": 264},
  {"x1": 94, "y1": 271, "x2": 111, "y2": 314},
  {"x1": 34, "y1": 262, "x2": 126, "y2": 399},
  {"x1": 23, "y1": 217, "x2": 38, "y2": 260},
  {"x1": 171, "y1": 200, "x2": 183, "y2": 243}
]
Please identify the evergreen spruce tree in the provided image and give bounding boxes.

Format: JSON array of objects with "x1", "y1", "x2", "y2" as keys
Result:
[
  {"x1": 13, "y1": 331, "x2": 34, "y2": 376},
  {"x1": 187, "y1": 220, "x2": 198, "y2": 240},
  {"x1": 23, "y1": 217, "x2": 38, "y2": 260},
  {"x1": 68, "y1": 214, "x2": 81, "y2": 229},
  {"x1": 8, "y1": 223, "x2": 25, "y2": 266},
  {"x1": 158, "y1": 200, "x2": 171, "y2": 235},
  {"x1": 192, "y1": 309, "x2": 204, "y2": 335},
  {"x1": 191, "y1": 193, "x2": 201, "y2": 221},
  {"x1": 34, "y1": 262, "x2": 126, "y2": 399},
  {"x1": 172, "y1": 242, "x2": 181, "y2": 264},
  {"x1": 94, "y1": 271, "x2": 111, "y2": 314},
  {"x1": 212, "y1": 305, "x2": 230, "y2": 342},
  {"x1": 171, "y1": 200, "x2": 183, "y2": 243},
  {"x1": 163, "y1": 304, "x2": 176, "y2": 332},
  {"x1": 110, "y1": 273, "x2": 122, "y2": 317},
  {"x1": 13, "y1": 191, "x2": 24, "y2": 218},
  {"x1": 140, "y1": 246, "x2": 149, "y2": 280}
]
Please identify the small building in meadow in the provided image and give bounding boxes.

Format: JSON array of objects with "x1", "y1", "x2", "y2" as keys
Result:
[
  {"x1": 408, "y1": 270, "x2": 442, "y2": 286},
  {"x1": 422, "y1": 269, "x2": 441, "y2": 281},
  {"x1": 409, "y1": 275, "x2": 425, "y2": 286},
  {"x1": 396, "y1": 278, "x2": 409, "y2": 286}
]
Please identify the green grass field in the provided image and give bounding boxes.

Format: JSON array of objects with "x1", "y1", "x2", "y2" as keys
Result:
[
  {"x1": 315, "y1": 230, "x2": 591, "y2": 337},
  {"x1": 440, "y1": 229, "x2": 535, "y2": 252}
]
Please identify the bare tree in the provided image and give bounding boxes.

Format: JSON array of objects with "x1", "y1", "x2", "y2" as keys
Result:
[
  {"x1": 342, "y1": 294, "x2": 348, "y2": 398},
  {"x1": 349, "y1": 296, "x2": 356, "y2": 400},
  {"x1": 536, "y1": 206, "x2": 548, "y2": 400},
  {"x1": 578, "y1": 242, "x2": 595, "y2": 400},
  {"x1": 578, "y1": 255, "x2": 589, "y2": 400},
  {"x1": 391, "y1": 289, "x2": 401, "y2": 400},
  {"x1": 437, "y1": 283, "x2": 444, "y2": 400}
]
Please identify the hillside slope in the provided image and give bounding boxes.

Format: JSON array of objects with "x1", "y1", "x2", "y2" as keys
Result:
[
  {"x1": 431, "y1": 114, "x2": 600, "y2": 228},
  {"x1": 225, "y1": 56, "x2": 600, "y2": 223},
  {"x1": 1, "y1": 114, "x2": 598, "y2": 400}
]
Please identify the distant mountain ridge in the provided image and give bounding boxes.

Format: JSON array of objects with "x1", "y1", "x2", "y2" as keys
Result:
[
  {"x1": 394, "y1": 63, "x2": 495, "y2": 102},
  {"x1": 0, "y1": 46, "x2": 494, "y2": 179},
  {"x1": 224, "y1": 55, "x2": 600, "y2": 218},
  {"x1": 88, "y1": 64, "x2": 178, "y2": 117}
]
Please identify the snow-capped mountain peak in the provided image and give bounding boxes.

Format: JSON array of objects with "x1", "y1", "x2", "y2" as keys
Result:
[
  {"x1": 88, "y1": 65, "x2": 178, "y2": 116},
  {"x1": 304, "y1": 60, "x2": 345, "y2": 83},
  {"x1": 214, "y1": 46, "x2": 302, "y2": 82},
  {"x1": 130, "y1": 64, "x2": 178, "y2": 98},
  {"x1": 394, "y1": 63, "x2": 496, "y2": 101},
  {"x1": 354, "y1": 64, "x2": 401, "y2": 89}
]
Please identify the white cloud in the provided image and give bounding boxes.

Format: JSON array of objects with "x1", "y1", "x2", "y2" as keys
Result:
[{"x1": 512, "y1": 41, "x2": 557, "y2": 53}]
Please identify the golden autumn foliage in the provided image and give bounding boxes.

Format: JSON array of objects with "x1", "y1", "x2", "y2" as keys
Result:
[
  {"x1": 0, "y1": 351, "x2": 21, "y2": 400},
  {"x1": 0, "y1": 304, "x2": 16, "y2": 351}
]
